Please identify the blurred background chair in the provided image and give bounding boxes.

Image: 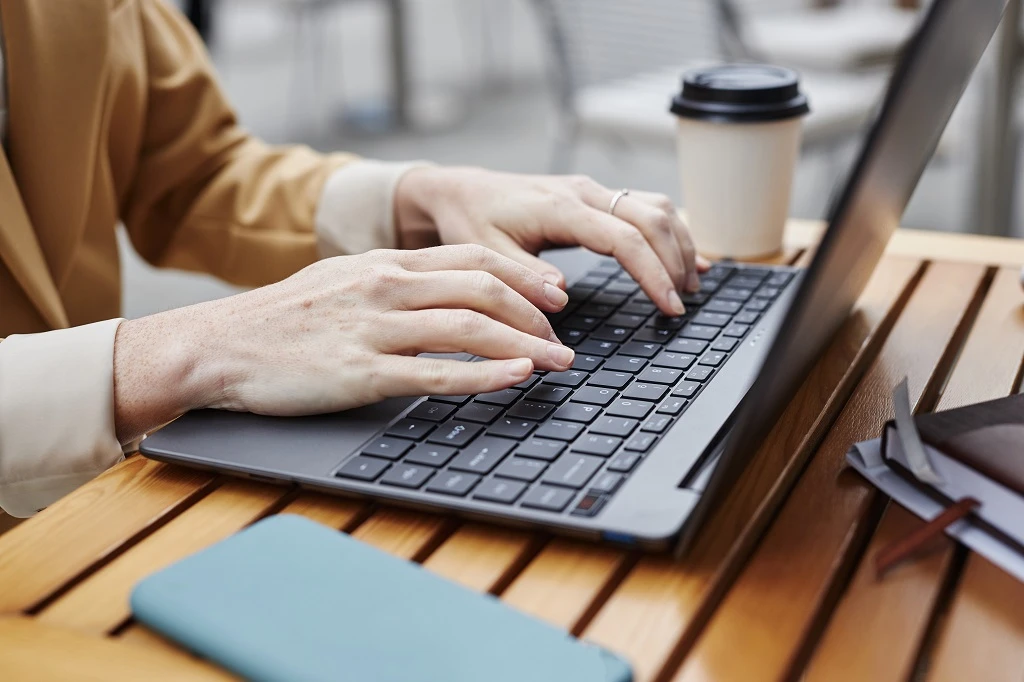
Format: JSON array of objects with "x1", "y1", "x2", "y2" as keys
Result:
[{"x1": 531, "y1": 0, "x2": 923, "y2": 174}]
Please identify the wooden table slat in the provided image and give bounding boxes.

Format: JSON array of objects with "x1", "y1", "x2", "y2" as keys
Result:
[
  {"x1": 348, "y1": 507, "x2": 451, "y2": 561},
  {"x1": 579, "y1": 256, "x2": 923, "y2": 682},
  {"x1": 805, "y1": 264, "x2": 1024, "y2": 681},
  {"x1": 0, "y1": 457, "x2": 215, "y2": 614},
  {"x1": 421, "y1": 523, "x2": 538, "y2": 594},
  {"x1": 276, "y1": 492, "x2": 368, "y2": 531},
  {"x1": 673, "y1": 261, "x2": 988, "y2": 682},
  {"x1": 34, "y1": 480, "x2": 286, "y2": 634}
]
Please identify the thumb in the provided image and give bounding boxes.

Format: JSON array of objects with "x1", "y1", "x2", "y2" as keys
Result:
[{"x1": 486, "y1": 231, "x2": 566, "y2": 289}]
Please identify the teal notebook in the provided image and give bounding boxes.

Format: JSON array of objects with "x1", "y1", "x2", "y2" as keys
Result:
[{"x1": 131, "y1": 515, "x2": 632, "y2": 682}]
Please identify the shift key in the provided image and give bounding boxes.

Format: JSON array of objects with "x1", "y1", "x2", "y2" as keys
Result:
[{"x1": 542, "y1": 454, "x2": 603, "y2": 489}]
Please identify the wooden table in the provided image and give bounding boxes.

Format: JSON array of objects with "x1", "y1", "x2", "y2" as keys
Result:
[{"x1": 3, "y1": 223, "x2": 1024, "y2": 681}]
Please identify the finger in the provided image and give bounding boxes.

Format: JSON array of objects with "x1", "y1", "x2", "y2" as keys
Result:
[
  {"x1": 697, "y1": 254, "x2": 712, "y2": 271},
  {"x1": 396, "y1": 244, "x2": 568, "y2": 313},
  {"x1": 383, "y1": 309, "x2": 575, "y2": 371},
  {"x1": 546, "y1": 205, "x2": 685, "y2": 316},
  {"x1": 394, "y1": 269, "x2": 558, "y2": 343},
  {"x1": 605, "y1": 194, "x2": 689, "y2": 293},
  {"x1": 485, "y1": 229, "x2": 567, "y2": 289},
  {"x1": 373, "y1": 355, "x2": 534, "y2": 397},
  {"x1": 628, "y1": 191, "x2": 701, "y2": 292}
]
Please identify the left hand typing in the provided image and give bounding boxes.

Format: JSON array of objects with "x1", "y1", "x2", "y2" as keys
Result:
[{"x1": 393, "y1": 167, "x2": 710, "y2": 316}]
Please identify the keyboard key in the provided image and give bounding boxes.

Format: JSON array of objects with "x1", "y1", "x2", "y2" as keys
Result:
[
  {"x1": 649, "y1": 315, "x2": 688, "y2": 331},
  {"x1": 706, "y1": 264, "x2": 735, "y2": 279},
  {"x1": 473, "y1": 478, "x2": 527, "y2": 504},
  {"x1": 620, "y1": 301, "x2": 657, "y2": 316},
  {"x1": 604, "y1": 281, "x2": 638, "y2": 295},
  {"x1": 700, "y1": 351, "x2": 728, "y2": 367},
  {"x1": 385, "y1": 418, "x2": 435, "y2": 441},
  {"x1": 603, "y1": 355, "x2": 647, "y2": 373},
  {"x1": 607, "y1": 451, "x2": 642, "y2": 473},
  {"x1": 425, "y1": 470, "x2": 480, "y2": 497},
  {"x1": 590, "y1": 416, "x2": 639, "y2": 438},
  {"x1": 535, "y1": 420, "x2": 584, "y2": 441},
  {"x1": 475, "y1": 388, "x2": 522, "y2": 406},
  {"x1": 494, "y1": 457, "x2": 548, "y2": 482},
  {"x1": 449, "y1": 436, "x2": 516, "y2": 473},
  {"x1": 589, "y1": 471, "x2": 624, "y2": 495},
  {"x1": 734, "y1": 311, "x2": 759, "y2": 325},
  {"x1": 575, "y1": 339, "x2": 619, "y2": 357},
  {"x1": 559, "y1": 329, "x2": 586, "y2": 345},
  {"x1": 405, "y1": 444, "x2": 457, "y2": 468},
  {"x1": 605, "y1": 399, "x2": 655, "y2": 419},
  {"x1": 572, "y1": 386, "x2": 617, "y2": 406},
  {"x1": 711, "y1": 337, "x2": 738, "y2": 352},
  {"x1": 638, "y1": 366, "x2": 682, "y2": 385},
  {"x1": 591, "y1": 325, "x2": 633, "y2": 342},
  {"x1": 563, "y1": 315, "x2": 602, "y2": 331},
  {"x1": 625, "y1": 433, "x2": 658, "y2": 452},
  {"x1": 731, "y1": 275, "x2": 765, "y2": 289},
  {"x1": 361, "y1": 437, "x2": 413, "y2": 461},
  {"x1": 622, "y1": 383, "x2": 668, "y2": 402},
  {"x1": 578, "y1": 302, "x2": 616, "y2": 317},
  {"x1": 632, "y1": 327, "x2": 675, "y2": 344},
  {"x1": 488, "y1": 418, "x2": 536, "y2": 440},
  {"x1": 673, "y1": 382, "x2": 701, "y2": 398},
  {"x1": 544, "y1": 370, "x2": 589, "y2": 387},
  {"x1": 553, "y1": 402, "x2": 601, "y2": 423},
  {"x1": 506, "y1": 401, "x2": 555, "y2": 421},
  {"x1": 571, "y1": 355, "x2": 604, "y2": 372},
  {"x1": 516, "y1": 437, "x2": 567, "y2": 461},
  {"x1": 723, "y1": 323, "x2": 750, "y2": 337},
  {"x1": 514, "y1": 374, "x2": 541, "y2": 390},
  {"x1": 667, "y1": 338, "x2": 708, "y2": 355},
  {"x1": 590, "y1": 292, "x2": 627, "y2": 307},
  {"x1": 520, "y1": 485, "x2": 575, "y2": 512},
  {"x1": 657, "y1": 398, "x2": 688, "y2": 414},
  {"x1": 607, "y1": 313, "x2": 647, "y2": 329},
  {"x1": 336, "y1": 456, "x2": 390, "y2": 481},
  {"x1": 642, "y1": 415, "x2": 673, "y2": 433},
  {"x1": 427, "y1": 421, "x2": 483, "y2": 447},
  {"x1": 703, "y1": 299, "x2": 742, "y2": 314},
  {"x1": 571, "y1": 434, "x2": 622, "y2": 457},
  {"x1": 588, "y1": 371, "x2": 633, "y2": 389},
  {"x1": 455, "y1": 402, "x2": 503, "y2": 424},
  {"x1": 620, "y1": 341, "x2": 660, "y2": 358},
  {"x1": 757, "y1": 286, "x2": 781, "y2": 299},
  {"x1": 543, "y1": 453, "x2": 604, "y2": 488},
  {"x1": 687, "y1": 366, "x2": 714, "y2": 382},
  {"x1": 766, "y1": 272, "x2": 793, "y2": 286},
  {"x1": 699, "y1": 279, "x2": 723, "y2": 295},
  {"x1": 680, "y1": 324, "x2": 719, "y2": 341},
  {"x1": 571, "y1": 493, "x2": 607, "y2": 517},
  {"x1": 430, "y1": 394, "x2": 471, "y2": 405},
  {"x1": 652, "y1": 351, "x2": 696, "y2": 370},
  {"x1": 744, "y1": 298, "x2": 770, "y2": 312},
  {"x1": 380, "y1": 463, "x2": 433, "y2": 489},
  {"x1": 692, "y1": 312, "x2": 731, "y2": 327},
  {"x1": 408, "y1": 401, "x2": 456, "y2": 422},
  {"x1": 576, "y1": 275, "x2": 609, "y2": 289},
  {"x1": 718, "y1": 287, "x2": 753, "y2": 301},
  {"x1": 681, "y1": 291, "x2": 709, "y2": 305}
]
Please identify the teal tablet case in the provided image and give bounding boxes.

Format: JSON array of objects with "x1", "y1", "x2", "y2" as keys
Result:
[{"x1": 131, "y1": 515, "x2": 632, "y2": 682}]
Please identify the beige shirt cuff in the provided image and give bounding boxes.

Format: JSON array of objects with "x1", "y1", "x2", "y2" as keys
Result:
[
  {"x1": 314, "y1": 159, "x2": 432, "y2": 257},
  {"x1": 0, "y1": 319, "x2": 126, "y2": 517}
]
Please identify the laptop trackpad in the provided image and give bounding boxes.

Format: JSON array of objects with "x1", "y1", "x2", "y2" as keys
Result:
[{"x1": 143, "y1": 397, "x2": 417, "y2": 479}]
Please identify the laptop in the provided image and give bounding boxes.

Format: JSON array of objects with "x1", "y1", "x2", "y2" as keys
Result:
[{"x1": 141, "y1": 0, "x2": 1008, "y2": 552}]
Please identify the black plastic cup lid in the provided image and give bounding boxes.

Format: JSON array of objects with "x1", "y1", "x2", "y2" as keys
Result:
[{"x1": 670, "y1": 64, "x2": 809, "y2": 123}]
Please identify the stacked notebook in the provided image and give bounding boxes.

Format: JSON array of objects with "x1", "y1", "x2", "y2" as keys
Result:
[{"x1": 848, "y1": 381, "x2": 1024, "y2": 580}]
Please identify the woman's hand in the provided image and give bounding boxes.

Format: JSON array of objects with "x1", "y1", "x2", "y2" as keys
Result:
[
  {"x1": 394, "y1": 167, "x2": 710, "y2": 316},
  {"x1": 112, "y1": 246, "x2": 573, "y2": 442}
]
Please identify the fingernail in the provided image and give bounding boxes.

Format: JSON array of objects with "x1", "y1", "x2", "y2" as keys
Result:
[
  {"x1": 688, "y1": 272, "x2": 701, "y2": 292},
  {"x1": 543, "y1": 272, "x2": 562, "y2": 286},
  {"x1": 543, "y1": 282, "x2": 569, "y2": 307},
  {"x1": 547, "y1": 343, "x2": 575, "y2": 368},
  {"x1": 668, "y1": 290, "x2": 686, "y2": 316},
  {"x1": 505, "y1": 358, "x2": 533, "y2": 380}
]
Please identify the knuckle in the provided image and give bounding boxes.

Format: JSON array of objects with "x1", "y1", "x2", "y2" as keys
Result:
[
  {"x1": 471, "y1": 271, "x2": 503, "y2": 298},
  {"x1": 421, "y1": 360, "x2": 458, "y2": 393},
  {"x1": 650, "y1": 212, "x2": 674, "y2": 237},
  {"x1": 655, "y1": 194, "x2": 676, "y2": 213},
  {"x1": 447, "y1": 309, "x2": 484, "y2": 339}
]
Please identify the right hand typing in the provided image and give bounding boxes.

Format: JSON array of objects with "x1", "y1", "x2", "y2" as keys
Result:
[{"x1": 113, "y1": 245, "x2": 574, "y2": 441}]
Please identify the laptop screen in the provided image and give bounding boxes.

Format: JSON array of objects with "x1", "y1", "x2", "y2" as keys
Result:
[{"x1": 678, "y1": 0, "x2": 1010, "y2": 552}]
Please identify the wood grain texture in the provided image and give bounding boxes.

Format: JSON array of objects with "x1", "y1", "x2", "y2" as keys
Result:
[
  {"x1": 806, "y1": 265, "x2": 1024, "y2": 681},
  {"x1": 580, "y1": 256, "x2": 922, "y2": 682},
  {"x1": 501, "y1": 539, "x2": 632, "y2": 632},
  {"x1": 0, "y1": 616, "x2": 234, "y2": 681},
  {"x1": 276, "y1": 492, "x2": 367, "y2": 530},
  {"x1": 421, "y1": 523, "x2": 538, "y2": 594},
  {"x1": 35, "y1": 480, "x2": 286, "y2": 634},
  {"x1": 674, "y1": 261, "x2": 988, "y2": 682},
  {"x1": 0, "y1": 457, "x2": 214, "y2": 614},
  {"x1": 349, "y1": 507, "x2": 451, "y2": 561}
]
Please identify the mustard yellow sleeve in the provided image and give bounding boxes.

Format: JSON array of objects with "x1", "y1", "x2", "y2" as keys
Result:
[{"x1": 122, "y1": 0, "x2": 358, "y2": 287}]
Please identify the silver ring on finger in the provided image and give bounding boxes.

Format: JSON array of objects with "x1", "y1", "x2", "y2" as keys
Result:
[{"x1": 608, "y1": 188, "x2": 630, "y2": 217}]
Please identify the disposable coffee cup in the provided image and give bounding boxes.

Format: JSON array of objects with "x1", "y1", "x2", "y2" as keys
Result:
[{"x1": 671, "y1": 64, "x2": 809, "y2": 259}]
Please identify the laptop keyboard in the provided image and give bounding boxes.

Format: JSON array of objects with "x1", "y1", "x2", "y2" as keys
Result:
[{"x1": 335, "y1": 260, "x2": 795, "y2": 518}]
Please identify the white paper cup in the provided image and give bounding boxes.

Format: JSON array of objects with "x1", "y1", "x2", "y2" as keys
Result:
[{"x1": 671, "y1": 65, "x2": 809, "y2": 259}]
